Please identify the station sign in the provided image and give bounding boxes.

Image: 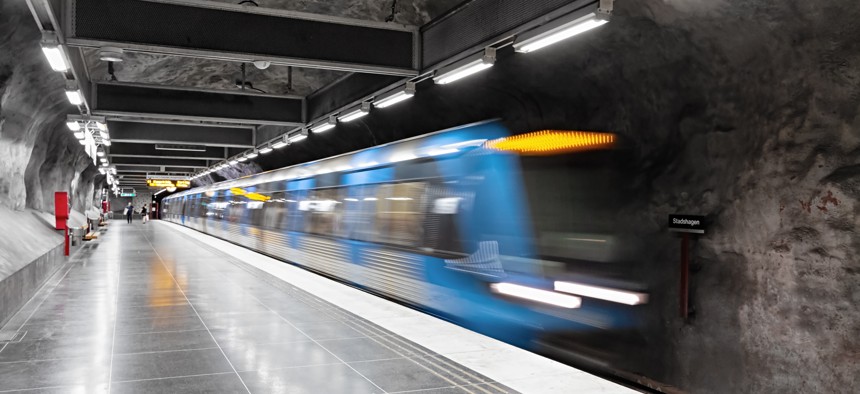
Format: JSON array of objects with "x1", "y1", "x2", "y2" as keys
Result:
[
  {"x1": 668, "y1": 214, "x2": 706, "y2": 234},
  {"x1": 147, "y1": 179, "x2": 191, "y2": 188}
]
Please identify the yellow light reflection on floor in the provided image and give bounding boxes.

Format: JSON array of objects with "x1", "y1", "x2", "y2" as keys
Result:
[{"x1": 485, "y1": 130, "x2": 615, "y2": 155}]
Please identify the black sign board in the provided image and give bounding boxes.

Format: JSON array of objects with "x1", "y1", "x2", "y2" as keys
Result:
[{"x1": 668, "y1": 214, "x2": 706, "y2": 234}]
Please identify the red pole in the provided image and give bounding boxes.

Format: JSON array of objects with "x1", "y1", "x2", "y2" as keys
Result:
[
  {"x1": 64, "y1": 227, "x2": 70, "y2": 256},
  {"x1": 680, "y1": 233, "x2": 690, "y2": 319}
]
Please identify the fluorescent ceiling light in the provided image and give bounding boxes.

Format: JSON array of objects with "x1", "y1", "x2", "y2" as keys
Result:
[
  {"x1": 434, "y1": 48, "x2": 496, "y2": 85},
  {"x1": 272, "y1": 138, "x2": 288, "y2": 149},
  {"x1": 288, "y1": 130, "x2": 308, "y2": 143},
  {"x1": 74, "y1": 131, "x2": 85, "y2": 139},
  {"x1": 336, "y1": 165, "x2": 353, "y2": 172},
  {"x1": 514, "y1": 12, "x2": 608, "y2": 53},
  {"x1": 311, "y1": 123, "x2": 334, "y2": 133},
  {"x1": 554, "y1": 281, "x2": 648, "y2": 305},
  {"x1": 490, "y1": 283, "x2": 581, "y2": 308},
  {"x1": 374, "y1": 83, "x2": 416, "y2": 108},
  {"x1": 65, "y1": 90, "x2": 83, "y2": 105},
  {"x1": 259, "y1": 145, "x2": 273, "y2": 154},
  {"x1": 102, "y1": 139, "x2": 111, "y2": 146},
  {"x1": 246, "y1": 150, "x2": 259, "y2": 159},
  {"x1": 41, "y1": 46, "x2": 68, "y2": 72},
  {"x1": 40, "y1": 32, "x2": 68, "y2": 72},
  {"x1": 238, "y1": 156, "x2": 248, "y2": 162},
  {"x1": 337, "y1": 102, "x2": 371, "y2": 123},
  {"x1": 97, "y1": 151, "x2": 105, "y2": 157},
  {"x1": 66, "y1": 121, "x2": 80, "y2": 131},
  {"x1": 310, "y1": 115, "x2": 337, "y2": 133},
  {"x1": 96, "y1": 122, "x2": 107, "y2": 131},
  {"x1": 229, "y1": 159, "x2": 239, "y2": 165}
]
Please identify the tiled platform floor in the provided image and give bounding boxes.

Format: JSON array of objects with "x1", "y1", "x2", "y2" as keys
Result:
[{"x1": 0, "y1": 221, "x2": 515, "y2": 393}]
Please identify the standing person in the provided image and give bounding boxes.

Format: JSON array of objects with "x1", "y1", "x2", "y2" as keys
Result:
[
  {"x1": 142, "y1": 204, "x2": 149, "y2": 224},
  {"x1": 125, "y1": 202, "x2": 134, "y2": 223}
]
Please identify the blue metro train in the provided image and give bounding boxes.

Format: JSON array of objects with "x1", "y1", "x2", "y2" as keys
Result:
[{"x1": 163, "y1": 120, "x2": 648, "y2": 357}]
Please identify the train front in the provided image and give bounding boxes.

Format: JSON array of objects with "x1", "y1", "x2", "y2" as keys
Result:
[{"x1": 436, "y1": 128, "x2": 650, "y2": 374}]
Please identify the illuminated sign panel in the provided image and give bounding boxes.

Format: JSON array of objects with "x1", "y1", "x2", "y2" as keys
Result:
[{"x1": 147, "y1": 179, "x2": 191, "y2": 188}]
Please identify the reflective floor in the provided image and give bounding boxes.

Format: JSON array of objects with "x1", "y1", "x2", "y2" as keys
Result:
[{"x1": 0, "y1": 222, "x2": 515, "y2": 393}]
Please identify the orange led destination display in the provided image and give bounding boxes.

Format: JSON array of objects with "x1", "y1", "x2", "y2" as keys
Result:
[
  {"x1": 147, "y1": 179, "x2": 191, "y2": 188},
  {"x1": 485, "y1": 130, "x2": 615, "y2": 155}
]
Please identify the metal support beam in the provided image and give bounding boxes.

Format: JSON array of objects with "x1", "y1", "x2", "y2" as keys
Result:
[
  {"x1": 66, "y1": 0, "x2": 417, "y2": 76},
  {"x1": 93, "y1": 83, "x2": 304, "y2": 126},
  {"x1": 111, "y1": 157, "x2": 209, "y2": 168},
  {"x1": 108, "y1": 121, "x2": 254, "y2": 148},
  {"x1": 109, "y1": 143, "x2": 227, "y2": 160}
]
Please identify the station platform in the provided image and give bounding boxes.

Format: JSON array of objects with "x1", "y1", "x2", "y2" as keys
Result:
[{"x1": 0, "y1": 220, "x2": 637, "y2": 393}]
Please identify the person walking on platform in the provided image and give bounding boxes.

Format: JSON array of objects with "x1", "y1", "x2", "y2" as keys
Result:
[
  {"x1": 142, "y1": 204, "x2": 149, "y2": 224},
  {"x1": 125, "y1": 202, "x2": 134, "y2": 224}
]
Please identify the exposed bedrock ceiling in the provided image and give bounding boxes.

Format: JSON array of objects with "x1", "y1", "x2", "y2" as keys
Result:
[
  {"x1": 81, "y1": 0, "x2": 462, "y2": 94},
  {"x1": 84, "y1": 51, "x2": 339, "y2": 96}
]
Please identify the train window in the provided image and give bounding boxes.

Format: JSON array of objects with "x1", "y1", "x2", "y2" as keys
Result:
[
  {"x1": 301, "y1": 188, "x2": 344, "y2": 236},
  {"x1": 374, "y1": 182, "x2": 428, "y2": 247},
  {"x1": 260, "y1": 191, "x2": 288, "y2": 230},
  {"x1": 340, "y1": 184, "x2": 379, "y2": 242},
  {"x1": 421, "y1": 182, "x2": 467, "y2": 254},
  {"x1": 283, "y1": 190, "x2": 305, "y2": 232}
]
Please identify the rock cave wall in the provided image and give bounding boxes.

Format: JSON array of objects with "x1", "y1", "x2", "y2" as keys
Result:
[{"x1": 0, "y1": 0, "x2": 101, "y2": 279}]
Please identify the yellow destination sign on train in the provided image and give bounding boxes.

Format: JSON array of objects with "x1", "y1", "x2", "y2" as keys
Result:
[{"x1": 147, "y1": 179, "x2": 191, "y2": 188}]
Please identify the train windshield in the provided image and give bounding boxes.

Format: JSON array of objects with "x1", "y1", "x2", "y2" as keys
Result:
[{"x1": 519, "y1": 151, "x2": 625, "y2": 267}]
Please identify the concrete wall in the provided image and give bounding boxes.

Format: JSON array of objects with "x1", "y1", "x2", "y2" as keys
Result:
[{"x1": 0, "y1": 243, "x2": 63, "y2": 328}]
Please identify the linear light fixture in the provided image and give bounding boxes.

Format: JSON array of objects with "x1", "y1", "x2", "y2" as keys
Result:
[
  {"x1": 554, "y1": 281, "x2": 648, "y2": 305},
  {"x1": 288, "y1": 129, "x2": 308, "y2": 143},
  {"x1": 229, "y1": 159, "x2": 239, "y2": 165},
  {"x1": 374, "y1": 82, "x2": 416, "y2": 108},
  {"x1": 490, "y1": 283, "x2": 581, "y2": 308},
  {"x1": 245, "y1": 149, "x2": 259, "y2": 159},
  {"x1": 238, "y1": 156, "x2": 248, "y2": 162},
  {"x1": 433, "y1": 48, "x2": 496, "y2": 85},
  {"x1": 40, "y1": 32, "x2": 68, "y2": 72},
  {"x1": 514, "y1": 11, "x2": 609, "y2": 53},
  {"x1": 259, "y1": 144, "x2": 274, "y2": 154},
  {"x1": 65, "y1": 81, "x2": 83, "y2": 106},
  {"x1": 66, "y1": 120, "x2": 81, "y2": 131},
  {"x1": 155, "y1": 144, "x2": 207, "y2": 152},
  {"x1": 102, "y1": 138, "x2": 111, "y2": 146},
  {"x1": 272, "y1": 135, "x2": 289, "y2": 149},
  {"x1": 310, "y1": 117, "x2": 336, "y2": 133},
  {"x1": 74, "y1": 131, "x2": 85, "y2": 140},
  {"x1": 337, "y1": 102, "x2": 371, "y2": 123}
]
